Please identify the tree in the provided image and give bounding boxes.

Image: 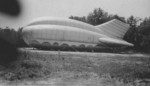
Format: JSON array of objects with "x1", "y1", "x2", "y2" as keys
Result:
[
  {"x1": 124, "y1": 16, "x2": 141, "y2": 45},
  {"x1": 124, "y1": 16, "x2": 150, "y2": 52},
  {"x1": 138, "y1": 17, "x2": 150, "y2": 52},
  {"x1": 87, "y1": 8, "x2": 109, "y2": 25},
  {"x1": 69, "y1": 8, "x2": 125, "y2": 26},
  {"x1": 139, "y1": 17, "x2": 150, "y2": 35},
  {"x1": 17, "y1": 27, "x2": 28, "y2": 47},
  {"x1": 127, "y1": 16, "x2": 141, "y2": 27},
  {"x1": 69, "y1": 16, "x2": 87, "y2": 23}
]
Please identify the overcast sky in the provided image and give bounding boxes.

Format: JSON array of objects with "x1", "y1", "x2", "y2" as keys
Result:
[{"x1": 0, "y1": 0, "x2": 150, "y2": 29}]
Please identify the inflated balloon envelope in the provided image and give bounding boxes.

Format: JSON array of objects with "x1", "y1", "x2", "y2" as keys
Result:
[{"x1": 22, "y1": 17, "x2": 134, "y2": 49}]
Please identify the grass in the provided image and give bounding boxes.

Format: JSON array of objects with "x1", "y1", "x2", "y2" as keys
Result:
[{"x1": 0, "y1": 49, "x2": 150, "y2": 85}]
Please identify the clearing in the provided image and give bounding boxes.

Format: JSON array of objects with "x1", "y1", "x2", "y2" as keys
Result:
[{"x1": 0, "y1": 48, "x2": 150, "y2": 86}]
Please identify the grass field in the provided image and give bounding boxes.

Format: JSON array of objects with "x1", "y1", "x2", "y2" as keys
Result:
[{"x1": 0, "y1": 49, "x2": 150, "y2": 86}]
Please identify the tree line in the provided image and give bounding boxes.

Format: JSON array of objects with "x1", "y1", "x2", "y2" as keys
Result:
[
  {"x1": 0, "y1": 27, "x2": 27, "y2": 47},
  {"x1": 69, "y1": 8, "x2": 150, "y2": 53}
]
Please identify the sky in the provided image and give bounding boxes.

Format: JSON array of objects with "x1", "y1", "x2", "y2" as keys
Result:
[{"x1": 0, "y1": 0, "x2": 150, "y2": 29}]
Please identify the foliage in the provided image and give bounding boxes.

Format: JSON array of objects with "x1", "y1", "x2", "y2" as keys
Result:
[
  {"x1": 0, "y1": 27, "x2": 20, "y2": 66},
  {"x1": 124, "y1": 17, "x2": 150, "y2": 52},
  {"x1": 0, "y1": 27, "x2": 27, "y2": 47},
  {"x1": 0, "y1": 51, "x2": 52, "y2": 81},
  {"x1": 69, "y1": 8, "x2": 126, "y2": 25}
]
